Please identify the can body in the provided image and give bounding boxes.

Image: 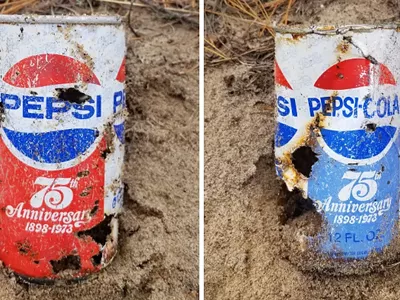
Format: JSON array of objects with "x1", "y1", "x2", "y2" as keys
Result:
[
  {"x1": 0, "y1": 15, "x2": 126, "y2": 280},
  {"x1": 275, "y1": 26, "x2": 400, "y2": 262}
]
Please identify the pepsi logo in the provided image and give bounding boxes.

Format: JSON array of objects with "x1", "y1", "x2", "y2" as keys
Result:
[
  {"x1": 0, "y1": 54, "x2": 125, "y2": 167},
  {"x1": 275, "y1": 58, "x2": 398, "y2": 163}
]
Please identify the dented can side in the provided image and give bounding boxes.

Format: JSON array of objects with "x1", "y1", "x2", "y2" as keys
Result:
[
  {"x1": 0, "y1": 15, "x2": 126, "y2": 280},
  {"x1": 274, "y1": 25, "x2": 400, "y2": 260}
]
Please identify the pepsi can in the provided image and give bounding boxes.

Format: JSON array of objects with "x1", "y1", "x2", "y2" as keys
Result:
[
  {"x1": 0, "y1": 15, "x2": 126, "y2": 281},
  {"x1": 275, "y1": 25, "x2": 400, "y2": 271}
]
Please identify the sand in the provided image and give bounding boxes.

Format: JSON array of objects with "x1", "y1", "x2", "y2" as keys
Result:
[
  {"x1": 205, "y1": 0, "x2": 400, "y2": 299},
  {"x1": 0, "y1": 6, "x2": 199, "y2": 300}
]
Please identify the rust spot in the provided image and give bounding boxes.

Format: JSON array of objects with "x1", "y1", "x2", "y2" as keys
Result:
[
  {"x1": 323, "y1": 91, "x2": 339, "y2": 115},
  {"x1": 80, "y1": 186, "x2": 93, "y2": 197},
  {"x1": 291, "y1": 33, "x2": 306, "y2": 41},
  {"x1": 89, "y1": 200, "x2": 99, "y2": 216},
  {"x1": 315, "y1": 111, "x2": 327, "y2": 128},
  {"x1": 16, "y1": 240, "x2": 32, "y2": 255},
  {"x1": 276, "y1": 113, "x2": 327, "y2": 192},
  {"x1": 75, "y1": 43, "x2": 94, "y2": 69},
  {"x1": 77, "y1": 170, "x2": 90, "y2": 178},
  {"x1": 337, "y1": 40, "x2": 350, "y2": 54},
  {"x1": 50, "y1": 255, "x2": 81, "y2": 274},
  {"x1": 101, "y1": 123, "x2": 115, "y2": 159},
  {"x1": 319, "y1": 25, "x2": 336, "y2": 31},
  {"x1": 10, "y1": 71, "x2": 19, "y2": 83}
]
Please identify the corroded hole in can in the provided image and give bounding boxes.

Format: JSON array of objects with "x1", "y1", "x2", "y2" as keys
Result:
[
  {"x1": 77, "y1": 215, "x2": 113, "y2": 246},
  {"x1": 80, "y1": 187, "x2": 93, "y2": 197},
  {"x1": 101, "y1": 148, "x2": 112, "y2": 159},
  {"x1": 77, "y1": 170, "x2": 90, "y2": 178},
  {"x1": 90, "y1": 200, "x2": 99, "y2": 216},
  {"x1": 55, "y1": 87, "x2": 91, "y2": 104},
  {"x1": 50, "y1": 255, "x2": 81, "y2": 274},
  {"x1": 16, "y1": 240, "x2": 31, "y2": 255},
  {"x1": 278, "y1": 185, "x2": 323, "y2": 235},
  {"x1": 91, "y1": 253, "x2": 102, "y2": 266},
  {"x1": 365, "y1": 123, "x2": 377, "y2": 132},
  {"x1": 0, "y1": 101, "x2": 5, "y2": 124},
  {"x1": 291, "y1": 146, "x2": 318, "y2": 177}
]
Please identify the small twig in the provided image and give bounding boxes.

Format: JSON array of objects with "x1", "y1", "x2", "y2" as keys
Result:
[
  {"x1": 389, "y1": 261, "x2": 400, "y2": 268},
  {"x1": 263, "y1": 0, "x2": 288, "y2": 8},
  {"x1": 1, "y1": 0, "x2": 10, "y2": 12},
  {"x1": 128, "y1": 0, "x2": 141, "y2": 37},
  {"x1": 99, "y1": 0, "x2": 199, "y2": 14},
  {"x1": 282, "y1": 0, "x2": 294, "y2": 25},
  {"x1": 87, "y1": 0, "x2": 94, "y2": 15}
]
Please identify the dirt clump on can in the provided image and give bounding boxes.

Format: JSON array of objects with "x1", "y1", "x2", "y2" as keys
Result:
[{"x1": 205, "y1": 0, "x2": 400, "y2": 299}]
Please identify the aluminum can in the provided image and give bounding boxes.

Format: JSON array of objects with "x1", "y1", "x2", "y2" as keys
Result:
[
  {"x1": 275, "y1": 25, "x2": 400, "y2": 263},
  {"x1": 0, "y1": 15, "x2": 126, "y2": 281}
]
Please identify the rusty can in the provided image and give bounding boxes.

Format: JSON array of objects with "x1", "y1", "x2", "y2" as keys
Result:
[
  {"x1": 0, "y1": 15, "x2": 126, "y2": 281},
  {"x1": 275, "y1": 25, "x2": 400, "y2": 273}
]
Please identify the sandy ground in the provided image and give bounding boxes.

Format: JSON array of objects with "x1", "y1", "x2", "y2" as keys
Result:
[
  {"x1": 0, "y1": 7, "x2": 199, "y2": 300},
  {"x1": 205, "y1": 0, "x2": 400, "y2": 299}
]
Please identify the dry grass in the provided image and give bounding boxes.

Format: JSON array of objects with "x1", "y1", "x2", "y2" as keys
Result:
[
  {"x1": 0, "y1": 0, "x2": 198, "y2": 17},
  {"x1": 98, "y1": 0, "x2": 198, "y2": 28},
  {"x1": 99, "y1": 0, "x2": 198, "y2": 10},
  {"x1": 205, "y1": 0, "x2": 295, "y2": 65},
  {"x1": 0, "y1": 0, "x2": 38, "y2": 14},
  {"x1": 0, "y1": 0, "x2": 99, "y2": 15}
]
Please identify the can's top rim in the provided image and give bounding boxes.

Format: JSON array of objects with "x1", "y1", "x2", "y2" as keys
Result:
[
  {"x1": 275, "y1": 24, "x2": 400, "y2": 34},
  {"x1": 0, "y1": 15, "x2": 121, "y2": 25}
]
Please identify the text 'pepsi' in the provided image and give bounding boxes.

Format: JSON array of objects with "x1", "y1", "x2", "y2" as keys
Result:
[{"x1": 0, "y1": 90, "x2": 125, "y2": 119}]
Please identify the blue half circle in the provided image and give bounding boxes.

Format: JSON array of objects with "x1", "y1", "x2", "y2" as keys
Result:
[
  {"x1": 275, "y1": 122, "x2": 297, "y2": 147},
  {"x1": 320, "y1": 126, "x2": 396, "y2": 159},
  {"x1": 3, "y1": 127, "x2": 98, "y2": 163},
  {"x1": 114, "y1": 122, "x2": 125, "y2": 144}
]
